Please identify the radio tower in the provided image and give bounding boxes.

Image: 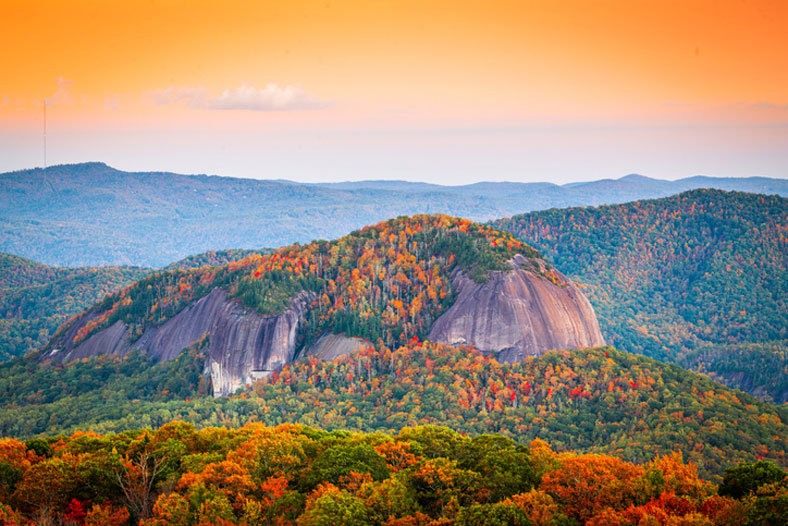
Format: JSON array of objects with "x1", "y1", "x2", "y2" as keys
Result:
[{"x1": 43, "y1": 101, "x2": 47, "y2": 169}]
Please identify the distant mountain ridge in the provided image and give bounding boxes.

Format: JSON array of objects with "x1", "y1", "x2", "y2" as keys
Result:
[{"x1": 2, "y1": 162, "x2": 786, "y2": 267}]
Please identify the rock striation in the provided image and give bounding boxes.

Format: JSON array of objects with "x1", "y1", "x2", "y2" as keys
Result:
[
  {"x1": 428, "y1": 254, "x2": 604, "y2": 361},
  {"x1": 303, "y1": 333, "x2": 371, "y2": 362},
  {"x1": 46, "y1": 288, "x2": 312, "y2": 396}
]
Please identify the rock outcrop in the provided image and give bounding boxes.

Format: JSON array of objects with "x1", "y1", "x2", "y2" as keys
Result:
[
  {"x1": 303, "y1": 333, "x2": 371, "y2": 362},
  {"x1": 428, "y1": 255, "x2": 604, "y2": 361},
  {"x1": 46, "y1": 288, "x2": 312, "y2": 396},
  {"x1": 46, "y1": 317, "x2": 132, "y2": 361}
]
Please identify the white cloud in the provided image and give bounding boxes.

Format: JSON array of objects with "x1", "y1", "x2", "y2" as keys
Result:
[
  {"x1": 150, "y1": 83, "x2": 330, "y2": 111},
  {"x1": 209, "y1": 84, "x2": 329, "y2": 110},
  {"x1": 46, "y1": 77, "x2": 74, "y2": 106}
]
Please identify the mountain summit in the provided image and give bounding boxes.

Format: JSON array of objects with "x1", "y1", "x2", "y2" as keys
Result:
[{"x1": 44, "y1": 215, "x2": 603, "y2": 395}]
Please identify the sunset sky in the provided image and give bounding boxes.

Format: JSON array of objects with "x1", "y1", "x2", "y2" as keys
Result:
[{"x1": 1, "y1": 0, "x2": 786, "y2": 183}]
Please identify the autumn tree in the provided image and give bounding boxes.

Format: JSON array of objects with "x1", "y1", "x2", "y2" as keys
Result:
[
  {"x1": 540, "y1": 453, "x2": 645, "y2": 523},
  {"x1": 298, "y1": 484, "x2": 370, "y2": 526},
  {"x1": 718, "y1": 460, "x2": 786, "y2": 499},
  {"x1": 115, "y1": 451, "x2": 167, "y2": 521}
]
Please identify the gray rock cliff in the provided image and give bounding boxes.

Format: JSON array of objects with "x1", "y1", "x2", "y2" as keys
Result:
[
  {"x1": 302, "y1": 333, "x2": 371, "y2": 362},
  {"x1": 428, "y1": 255, "x2": 604, "y2": 361},
  {"x1": 46, "y1": 288, "x2": 311, "y2": 396}
]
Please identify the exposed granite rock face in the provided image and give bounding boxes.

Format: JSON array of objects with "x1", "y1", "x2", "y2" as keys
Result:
[
  {"x1": 205, "y1": 290, "x2": 311, "y2": 396},
  {"x1": 45, "y1": 318, "x2": 131, "y2": 361},
  {"x1": 428, "y1": 255, "x2": 604, "y2": 362},
  {"x1": 303, "y1": 333, "x2": 371, "y2": 362},
  {"x1": 46, "y1": 288, "x2": 312, "y2": 396}
]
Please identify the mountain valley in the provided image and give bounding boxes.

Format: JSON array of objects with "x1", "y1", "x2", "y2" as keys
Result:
[{"x1": 0, "y1": 212, "x2": 785, "y2": 484}]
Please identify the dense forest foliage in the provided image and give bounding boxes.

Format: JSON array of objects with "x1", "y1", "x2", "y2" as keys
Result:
[
  {"x1": 162, "y1": 250, "x2": 270, "y2": 271},
  {"x1": 491, "y1": 190, "x2": 788, "y2": 402},
  {"x1": 3, "y1": 343, "x2": 787, "y2": 480},
  {"x1": 4, "y1": 198, "x2": 788, "y2": 524},
  {"x1": 0, "y1": 250, "x2": 270, "y2": 361},
  {"x1": 53, "y1": 215, "x2": 543, "y2": 352},
  {"x1": 0, "y1": 344, "x2": 211, "y2": 410},
  {"x1": 685, "y1": 342, "x2": 788, "y2": 404},
  {"x1": 0, "y1": 253, "x2": 149, "y2": 361},
  {"x1": 0, "y1": 420, "x2": 786, "y2": 526}
]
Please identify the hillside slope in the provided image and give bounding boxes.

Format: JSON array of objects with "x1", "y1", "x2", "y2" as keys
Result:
[
  {"x1": 0, "y1": 253, "x2": 149, "y2": 361},
  {"x1": 2, "y1": 342, "x2": 786, "y2": 480},
  {"x1": 0, "y1": 249, "x2": 269, "y2": 361},
  {"x1": 492, "y1": 189, "x2": 788, "y2": 402},
  {"x1": 3, "y1": 162, "x2": 787, "y2": 267},
  {"x1": 44, "y1": 215, "x2": 603, "y2": 395}
]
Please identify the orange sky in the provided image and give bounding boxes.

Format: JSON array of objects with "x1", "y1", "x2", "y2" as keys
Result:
[{"x1": 1, "y1": 0, "x2": 787, "y2": 182}]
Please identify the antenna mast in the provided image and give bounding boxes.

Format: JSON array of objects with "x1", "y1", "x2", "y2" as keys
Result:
[{"x1": 44, "y1": 102, "x2": 47, "y2": 169}]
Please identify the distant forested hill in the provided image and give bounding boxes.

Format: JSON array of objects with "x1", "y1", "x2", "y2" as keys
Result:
[
  {"x1": 3, "y1": 162, "x2": 786, "y2": 267},
  {"x1": 0, "y1": 253, "x2": 149, "y2": 361},
  {"x1": 492, "y1": 190, "x2": 788, "y2": 403},
  {"x1": 0, "y1": 249, "x2": 267, "y2": 360},
  {"x1": 45, "y1": 214, "x2": 541, "y2": 365}
]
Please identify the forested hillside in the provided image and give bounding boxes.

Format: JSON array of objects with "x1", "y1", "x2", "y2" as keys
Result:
[
  {"x1": 163, "y1": 249, "x2": 270, "y2": 270},
  {"x1": 2, "y1": 200, "x2": 788, "y2": 524},
  {"x1": 2, "y1": 420, "x2": 785, "y2": 526},
  {"x1": 0, "y1": 250, "x2": 270, "y2": 361},
  {"x1": 4, "y1": 162, "x2": 787, "y2": 267},
  {"x1": 3, "y1": 343, "x2": 787, "y2": 481},
  {"x1": 492, "y1": 190, "x2": 788, "y2": 403},
  {"x1": 0, "y1": 253, "x2": 149, "y2": 361}
]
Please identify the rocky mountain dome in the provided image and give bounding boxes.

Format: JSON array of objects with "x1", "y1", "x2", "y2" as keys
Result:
[{"x1": 43, "y1": 215, "x2": 603, "y2": 395}]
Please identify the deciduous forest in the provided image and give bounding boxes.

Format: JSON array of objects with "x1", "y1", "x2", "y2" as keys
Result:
[
  {"x1": 0, "y1": 421, "x2": 786, "y2": 526},
  {"x1": 493, "y1": 190, "x2": 788, "y2": 402}
]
